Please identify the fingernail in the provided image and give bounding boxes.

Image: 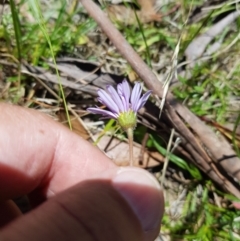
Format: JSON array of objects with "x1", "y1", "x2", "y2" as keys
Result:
[{"x1": 112, "y1": 168, "x2": 164, "y2": 234}]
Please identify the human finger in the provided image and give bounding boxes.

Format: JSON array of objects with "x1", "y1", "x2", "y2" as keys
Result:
[
  {"x1": 0, "y1": 103, "x2": 115, "y2": 201},
  {"x1": 1, "y1": 167, "x2": 164, "y2": 241}
]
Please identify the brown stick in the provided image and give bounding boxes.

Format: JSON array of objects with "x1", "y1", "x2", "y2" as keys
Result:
[{"x1": 79, "y1": 0, "x2": 240, "y2": 196}]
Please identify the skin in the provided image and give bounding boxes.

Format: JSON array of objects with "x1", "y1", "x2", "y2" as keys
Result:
[{"x1": 0, "y1": 103, "x2": 164, "y2": 241}]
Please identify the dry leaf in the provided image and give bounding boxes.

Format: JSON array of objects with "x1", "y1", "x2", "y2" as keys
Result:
[
  {"x1": 58, "y1": 110, "x2": 90, "y2": 140},
  {"x1": 94, "y1": 134, "x2": 164, "y2": 167},
  {"x1": 107, "y1": 0, "x2": 161, "y2": 24}
]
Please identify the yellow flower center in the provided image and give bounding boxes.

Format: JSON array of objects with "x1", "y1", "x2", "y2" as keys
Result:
[{"x1": 117, "y1": 110, "x2": 137, "y2": 131}]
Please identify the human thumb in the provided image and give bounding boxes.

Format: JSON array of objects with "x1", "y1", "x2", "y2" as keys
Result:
[{"x1": 1, "y1": 167, "x2": 164, "y2": 241}]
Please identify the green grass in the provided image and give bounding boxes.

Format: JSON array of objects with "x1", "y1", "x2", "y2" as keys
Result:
[
  {"x1": 163, "y1": 182, "x2": 240, "y2": 240},
  {"x1": 1, "y1": 0, "x2": 240, "y2": 240}
]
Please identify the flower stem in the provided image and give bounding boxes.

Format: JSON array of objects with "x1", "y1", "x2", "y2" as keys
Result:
[{"x1": 127, "y1": 128, "x2": 134, "y2": 166}]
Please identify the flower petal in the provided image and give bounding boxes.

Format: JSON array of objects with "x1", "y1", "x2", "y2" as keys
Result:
[
  {"x1": 97, "y1": 89, "x2": 120, "y2": 114},
  {"x1": 87, "y1": 80, "x2": 151, "y2": 125},
  {"x1": 135, "y1": 90, "x2": 152, "y2": 111},
  {"x1": 107, "y1": 85, "x2": 124, "y2": 112},
  {"x1": 117, "y1": 79, "x2": 130, "y2": 111},
  {"x1": 130, "y1": 82, "x2": 142, "y2": 112},
  {"x1": 87, "y1": 107, "x2": 118, "y2": 119},
  {"x1": 117, "y1": 82, "x2": 123, "y2": 96},
  {"x1": 121, "y1": 79, "x2": 130, "y2": 100}
]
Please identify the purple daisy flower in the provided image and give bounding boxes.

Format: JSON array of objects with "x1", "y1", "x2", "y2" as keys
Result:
[{"x1": 87, "y1": 79, "x2": 151, "y2": 130}]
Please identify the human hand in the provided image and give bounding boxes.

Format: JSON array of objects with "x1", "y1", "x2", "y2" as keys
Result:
[{"x1": 0, "y1": 103, "x2": 164, "y2": 241}]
